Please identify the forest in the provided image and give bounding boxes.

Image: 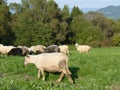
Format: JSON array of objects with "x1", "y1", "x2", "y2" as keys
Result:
[{"x1": 1, "y1": 0, "x2": 120, "y2": 47}]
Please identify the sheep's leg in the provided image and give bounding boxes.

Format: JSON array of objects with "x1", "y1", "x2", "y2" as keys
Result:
[
  {"x1": 66, "y1": 73, "x2": 73, "y2": 84},
  {"x1": 38, "y1": 69, "x2": 41, "y2": 79},
  {"x1": 56, "y1": 72, "x2": 64, "y2": 83},
  {"x1": 40, "y1": 68, "x2": 45, "y2": 81}
]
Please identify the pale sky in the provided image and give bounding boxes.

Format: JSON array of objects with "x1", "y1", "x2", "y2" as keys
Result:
[{"x1": 7, "y1": 0, "x2": 120, "y2": 9}]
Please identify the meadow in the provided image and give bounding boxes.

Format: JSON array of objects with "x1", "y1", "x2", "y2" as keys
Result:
[{"x1": 0, "y1": 47, "x2": 120, "y2": 90}]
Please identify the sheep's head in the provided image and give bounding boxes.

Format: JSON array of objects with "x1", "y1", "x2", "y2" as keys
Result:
[
  {"x1": 0, "y1": 44, "x2": 4, "y2": 47},
  {"x1": 75, "y1": 43, "x2": 79, "y2": 47},
  {"x1": 24, "y1": 55, "x2": 30, "y2": 66}
]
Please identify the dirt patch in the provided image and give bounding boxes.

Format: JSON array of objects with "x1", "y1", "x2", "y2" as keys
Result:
[
  {"x1": 0, "y1": 73, "x2": 5, "y2": 77},
  {"x1": 24, "y1": 75, "x2": 34, "y2": 80}
]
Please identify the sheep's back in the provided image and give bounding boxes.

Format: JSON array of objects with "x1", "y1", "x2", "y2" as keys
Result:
[{"x1": 35, "y1": 53, "x2": 68, "y2": 67}]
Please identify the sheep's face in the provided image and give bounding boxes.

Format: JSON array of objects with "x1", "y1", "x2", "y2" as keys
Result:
[{"x1": 24, "y1": 56, "x2": 30, "y2": 66}]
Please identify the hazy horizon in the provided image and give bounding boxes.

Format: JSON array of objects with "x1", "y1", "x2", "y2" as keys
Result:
[{"x1": 7, "y1": 0, "x2": 120, "y2": 9}]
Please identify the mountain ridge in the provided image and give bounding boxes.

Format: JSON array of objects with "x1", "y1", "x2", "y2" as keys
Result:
[
  {"x1": 97, "y1": 5, "x2": 120, "y2": 20},
  {"x1": 69, "y1": 5, "x2": 120, "y2": 20}
]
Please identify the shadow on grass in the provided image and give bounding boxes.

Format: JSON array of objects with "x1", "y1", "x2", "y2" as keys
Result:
[
  {"x1": 45, "y1": 67, "x2": 80, "y2": 83},
  {"x1": 69, "y1": 67, "x2": 80, "y2": 83}
]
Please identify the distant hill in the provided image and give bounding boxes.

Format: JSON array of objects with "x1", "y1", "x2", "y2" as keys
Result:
[{"x1": 97, "y1": 5, "x2": 120, "y2": 20}]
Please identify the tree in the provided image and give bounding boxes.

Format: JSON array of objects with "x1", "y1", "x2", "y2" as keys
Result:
[
  {"x1": 71, "y1": 6, "x2": 83, "y2": 17},
  {"x1": 9, "y1": 3, "x2": 21, "y2": 14},
  {"x1": 61, "y1": 5, "x2": 71, "y2": 22},
  {"x1": 0, "y1": 0, "x2": 6, "y2": 4},
  {"x1": 0, "y1": 0, "x2": 15, "y2": 45},
  {"x1": 44, "y1": 0, "x2": 61, "y2": 22},
  {"x1": 12, "y1": 0, "x2": 55, "y2": 46},
  {"x1": 71, "y1": 15, "x2": 102, "y2": 45},
  {"x1": 85, "y1": 11, "x2": 114, "y2": 46},
  {"x1": 111, "y1": 20, "x2": 120, "y2": 46},
  {"x1": 112, "y1": 33, "x2": 120, "y2": 46}
]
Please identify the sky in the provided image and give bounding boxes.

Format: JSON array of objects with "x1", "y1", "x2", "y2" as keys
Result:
[{"x1": 7, "y1": 0, "x2": 120, "y2": 9}]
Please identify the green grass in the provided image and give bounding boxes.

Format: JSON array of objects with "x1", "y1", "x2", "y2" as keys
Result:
[{"x1": 0, "y1": 47, "x2": 120, "y2": 90}]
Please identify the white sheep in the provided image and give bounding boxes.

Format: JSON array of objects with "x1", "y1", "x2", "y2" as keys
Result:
[
  {"x1": 17, "y1": 46, "x2": 30, "y2": 55},
  {"x1": 0, "y1": 44, "x2": 4, "y2": 54},
  {"x1": 24, "y1": 53, "x2": 73, "y2": 83},
  {"x1": 29, "y1": 45, "x2": 46, "y2": 54},
  {"x1": 59, "y1": 45, "x2": 69, "y2": 55},
  {"x1": 0, "y1": 44, "x2": 3, "y2": 46},
  {"x1": 0, "y1": 44, "x2": 15, "y2": 55},
  {"x1": 75, "y1": 43, "x2": 91, "y2": 53}
]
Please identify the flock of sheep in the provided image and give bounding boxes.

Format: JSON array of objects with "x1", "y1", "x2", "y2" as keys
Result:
[
  {"x1": 0, "y1": 43, "x2": 91, "y2": 83},
  {"x1": 0, "y1": 44, "x2": 70, "y2": 56}
]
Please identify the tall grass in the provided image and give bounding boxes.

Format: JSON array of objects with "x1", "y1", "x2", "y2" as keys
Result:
[{"x1": 0, "y1": 47, "x2": 120, "y2": 90}]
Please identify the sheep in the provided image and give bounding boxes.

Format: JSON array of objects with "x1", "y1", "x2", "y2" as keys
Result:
[
  {"x1": 44, "y1": 45, "x2": 60, "y2": 53},
  {"x1": 59, "y1": 45, "x2": 69, "y2": 55},
  {"x1": 75, "y1": 43, "x2": 91, "y2": 53},
  {"x1": 0, "y1": 44, "x2": 3, "y2": 46},
  {"x1": 0, "y1": 44, "x2": 15, "y2": 55},
  {"x1": 17, "y1": 46, "x2": 30, "y2": 56},
  {"x1": 8, "y1": 48, "x2": 23, "y2": 56},
  {"x1": 29, "y1": 45, "x2": 46, "y2": 54},
  {"x1": 0, "y1": 44, "x2": 4, "y2": 54},
  {"x1": 24, "y1": 53, "x2": 73, "y2": 83}
]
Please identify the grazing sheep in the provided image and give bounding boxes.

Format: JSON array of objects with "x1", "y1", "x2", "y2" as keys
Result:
[
  {"x1": 44, "y1": 45, "x2": 60, "y2": 53},
  {"x1": 59, "y1": 45, "x2": 69, "y2": 55},
  {"x1": 24, "y1": 53, "x2": 73, "y2": 83},
  {"x1": 0, "y1": 44, "x2": 15, "y2": 55},
  {"x1": 0, "y1": 44, "x2": 4, "y2": 54},
  {"x1": 0, "y1": 44, "x2": 3, "y2": 46},
  {"x1": 8, "y1": 48, "x2": 23, "y2": 56},
  {"x1": 75, "y1": 43, "x2": 91, "y2": 53},
  {"x1": 17, "y1": 46, "x2": 30, "y2": 56},
  {"x1": 29, "y1": 45, "x2": 46, "y2": 54}
]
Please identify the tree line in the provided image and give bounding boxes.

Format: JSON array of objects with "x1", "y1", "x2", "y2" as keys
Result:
[{"x1": 1, "y1": 0, "x2": 120, "y2": 47}]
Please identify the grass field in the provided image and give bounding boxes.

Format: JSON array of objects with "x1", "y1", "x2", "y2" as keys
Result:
[{"x1": 0, "y1": 47, "x2": 120, "y2": 90}]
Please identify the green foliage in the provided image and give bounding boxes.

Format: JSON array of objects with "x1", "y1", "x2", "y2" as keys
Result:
[
  {"x1": 49, "y1": 19, "x2": 70, "y2": 44},
  {"x1": 85, "y1": 11, "x2": 114, "y2": 46},
  {"x1": 0, "y1": 0, "x2": 120, "y2": 47},
  {"x1": 61, "y1": 5, "x2": 71, "y2": 22},
  {"x1": 112, "y1": 20, "x2": 120, "y2": 34},
  {"x1": 71, "y1": 6, "x2": 83, "y2": 17},
  {"x1": 87, "y1": 12, "x2": 114, "y2": 37},
  {"x1": 13, "y1": 9, "x2": 53, "y2": 46},
  {"x1": 0, "y1": 1, "x2": 16, "y2": 45},
  {"x1": 11, "y1": 0, "x2": 71, "y2": 45},
  {"x1": 44, "y1": 0, "x2": 61, "y2": 21},
  {"x1": 0, "y1": 0, "x2": 6, "y2": 5},
  {"x1": 9, "y1": 3, "x2": 21, "y2": 14},
  {"x1": 112, "y1": 33, "x2": 120, "y2": 46},
  {"x1": 71, "y1": 15, "x2": 102, "y2": 44},
  {"x1": 112, "y1": 20, "x2": 120, "y2": 46},
  {"x1": 0, "y1": 47, "x2": 120, "y2": 89}
]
